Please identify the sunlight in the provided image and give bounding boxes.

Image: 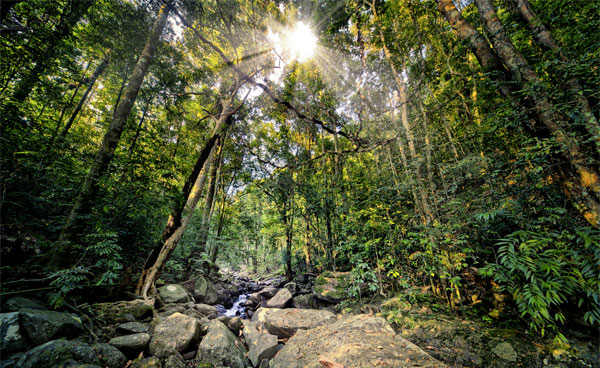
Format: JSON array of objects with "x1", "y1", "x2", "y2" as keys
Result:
[{"x1": 283, "y1": 22, "x2": 317, "y2": 62}]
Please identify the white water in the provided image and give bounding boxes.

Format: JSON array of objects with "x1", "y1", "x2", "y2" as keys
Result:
[{"x1": 224, "y1": 294, "x2": 247, "y2": 317}]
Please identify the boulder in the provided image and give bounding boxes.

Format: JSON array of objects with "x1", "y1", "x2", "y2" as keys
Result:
[
  {"x1": 164, "y1": 353, "x2": 186, "y2": 368},
  {"x1": 0, "y1": 312, "x2": 27, "y2": 353},
  {"x1": 271, "y1": 314, "x2": 446, "y2": 368},
  {"x1": 4, "y1": 297, "x2": 46, "y2": 312},
  {"x1": 109, "y1": 333, "x2": 151, "y2": 355},
  {"x1": 88, "y1": 299, "x2": 154, "y2": 324},
  {"x1": 92, "y1": 343, "x2": 127, "y2": 368},
  {"x1": 149, "y1": 312, "x2": 200, "y2": 358},
  {"x1": 202, "y1": 281, "x2": 220, "y2": 305},
  {"x1": 253, "y1": 308, "x2": 336, "y2": 339},
  {"x1": 292, "y1": 294, "x2": 316, "y2": 309},
  {"x1": 242, "y1": 321, "x2": 278, "y2": 367},
  {"x1": 284, "y1": 282, "x2": 298, "y2": 295},
  {"x1": 20, "y1": 308, "x2": 83, "y2": 345},
  {"x1": 16, "y1": 340, "x2": 99, "y2": 368},
  {"x1": 117, "y1": 321, "x2": 149, "y2": 334},
  {"x1": 194, "y1": 303, "x2": 218, "y2": 318},
  {"x1": 228, "y1": 316, "x2": 243, "y2": 334},
  {"x1": 258, "y1": 287, "x2": 279, "y2": 298},
  {"x1": 249, "y1": 292, "x2": 261, "y2": 305},
  {"x1": 193, "y1": 276, "x2": 209, "y2": 300},
  {"x1": 158, "y1": 284, "x2": 189, "y2": 304},
  {"x1": 196, "y1": 320, "x2": 250, "y2": 368},
  {"x1": 313, "y1": 272, "x2": 348, "y2": 303},
  {"x1": 266, "y1": 289, "x2": 292, "y2": 308}
]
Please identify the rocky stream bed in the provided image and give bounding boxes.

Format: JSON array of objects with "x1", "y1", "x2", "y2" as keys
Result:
[{"x1": 1, "y1": 270, "x2": 598, "y2": 368}]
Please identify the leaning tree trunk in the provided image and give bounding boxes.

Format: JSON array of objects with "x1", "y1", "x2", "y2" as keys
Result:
[
  {"x1": 136, "y1": 105, "x2": 237, "y2": 299},
  {"x1": 436, "y1": 0, "x2": 600, "y2": 227},
  {"x1": 51, "y1": 4, "x2": 170, "y2": 269}
]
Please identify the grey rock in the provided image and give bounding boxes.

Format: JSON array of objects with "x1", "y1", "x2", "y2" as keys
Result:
[
  {"x1": 0, "y1": 312, "x2": 27, "y2": 353},
  {"x1": 109, "y1": 332, "x2": 151, "y2": 352},
  {"x1": 158, "y1": 284, "x2": 190, "y2": 304},
  {"x1": 196, "y1": 320, "x2": 250, "y2": 368},
  {"x1": 258, "y1": 287, "x2": 279, "y2": 298},
  {"x1": 217, "y1": 315, "x2": 231, "y2": 325},
  {"x1": 292, "y1": 294, "x2": 316, "y2": 309},
  {"x1": 228, "y1": 316, "x2": 243, "y2": 334},
  {"x1": 492, "y1": 342, "x2": 518, "y2": 361},
  {"x1": 266, "y1": 289, "x2": 292, "y2": 308},
  {"x1": 117, "y1": 321, "x2": 149, "y2": 334},
  {"x1": 194, "y1": 303, "x2": 218, "y2": 318},
  {"x1": 4, "y1": 297, "x2": 46, "y2": 312},
  {"x1": 164, "y1": 353, "x2": 186, "y2": 368},
  {"x1": 284, "y1": 282, "x2": 298, "y2": 295},
  {"x1": 271, "y1": 314, "x2": 445, "y2": 368},
  {"x1": 194, "y1": 276, "x2": 209, "y2": 300},
  {"x1": 20, "y1": 308, "x2": 83, "y2": 345},
  {"x1": 17, "y1": 339, "x2": 99, "y2": 368},
  {"x1": 253, "y1": 308, "x2": 336, "y2": 339},
  {"x1": 249, "y1": 292, "x2": 261, "y2": 305},
  {"x1": 149, "y1": 312, "x2": 200, "y2": 358},
  {"x1": 92, "y1": 343, "x2": 127, "y2": 368},
  {"x1": 242, "y1": 321, "x2": 278, "y2": 367}
]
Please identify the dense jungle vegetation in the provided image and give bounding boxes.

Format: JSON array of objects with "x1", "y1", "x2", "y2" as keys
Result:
[{"x1": 1, "y1": 0, "x2": 599, "y2": 345}]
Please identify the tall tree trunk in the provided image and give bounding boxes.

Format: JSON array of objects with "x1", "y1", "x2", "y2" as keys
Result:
[
  {"x1": 437, "y1": 0, "x2": 600, "y2": 227},
  {"x1": 59, "y1": 54, "x2": 110, "y2": 141},
  {"x1": 474, "y1": 0, "x2": 600, "y2": 225},
  {"x1": 507, "y1": 0, "x2": 599, "y2": 142},
  {"x1": 128, "y1": 101, "x2": 150, "y2": 158},
  {"x1": 136, "y1": 99, "x2": 239, "y2": 298},
  {"x1": 208, "y1": 187, "x2": 228, "y2": 264},
  {"x1": 52, "y1": 5, "x2": 170, "y2": 268}
]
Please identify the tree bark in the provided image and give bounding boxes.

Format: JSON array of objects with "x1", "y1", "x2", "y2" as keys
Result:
[
  {"x1": 136, "y1": 100, "x2": 238, "y2": 298},
  {"x1": 437, "y1": 0, "x2": 600, "y2": 227},
  {"x1": 52, "y1": 4, "x2": 170, "y2": 268},
  {"x1": 507, "y1": 0, "x2": 599, "y2": 142}
]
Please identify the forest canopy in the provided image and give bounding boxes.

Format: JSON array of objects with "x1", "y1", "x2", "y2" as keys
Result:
[{"x1": 1, "y1": 0, "x2": 599, "y2": 343}]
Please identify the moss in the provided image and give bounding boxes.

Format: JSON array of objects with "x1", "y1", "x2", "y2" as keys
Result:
[
  {"x1": 196, "y1": 362, "x2": 215, "y2": 367},
  {"x1": 315, "y1": 275, "x2": 327, "y2": 286}
]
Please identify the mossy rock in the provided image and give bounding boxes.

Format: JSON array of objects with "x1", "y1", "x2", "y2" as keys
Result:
[{"x1": 314, "y1": 272, "x2": 348, "y2": 303}]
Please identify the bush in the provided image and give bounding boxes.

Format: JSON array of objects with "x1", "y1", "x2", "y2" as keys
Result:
[{"x1": 480, "y1": 228, "x2": 600, "y2": 342}]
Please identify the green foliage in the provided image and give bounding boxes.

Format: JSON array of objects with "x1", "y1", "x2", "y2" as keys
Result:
[{"x1": 480, "y1": 228, "x2": 600, "y2": 341}]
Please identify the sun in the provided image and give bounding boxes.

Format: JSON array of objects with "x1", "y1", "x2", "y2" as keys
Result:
[{"x1": 283, "y1": 22, "x2": 317, "y2": 62}]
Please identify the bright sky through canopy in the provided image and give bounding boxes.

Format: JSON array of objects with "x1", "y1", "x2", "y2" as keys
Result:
[{"x1": 282, "y1": 21, "x2": 317, "y2": 62}]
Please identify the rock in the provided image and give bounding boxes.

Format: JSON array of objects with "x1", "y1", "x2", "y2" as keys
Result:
[
  {"x1": 492, "y1": 342, "x2": 518, "y2": 361},
  {"x1": 292, "y1": 294, "x2": 316, "y2": 309},
  {"x1": 249, "y1": 292, "x2": 261, "y2": 305},
  {"x1": 266, "y1": 288, "x2": 293, "y2": 308},
  {"x1": 242, "y1": 321, "x2": 278, "y2": 367},
  {"x1": 92, "y1": 343, "x2": 127, "y2": 368},
  {"x1": 17, "y1": 340, "x2": 99, "y2": 368},
  {"x1": 194, "y1": 303, "x2": 218, "y2": 318},
  {"x1": 194, "y1": 276, "x2": 209, "y2": 300},
  {"x1": 271, "y1": 314, "x2": 445, "y2": 368},
  {"x1": 149, "y1": 312, "x2": 200, "y2": 358},
  {"x1": 217, "y1": 315, "x2": 231, "y2": 325},
  {"x1": 284, "y1": 282, "x2": 298, "y2": 295},
  {"x1": 313, "y1": 272, "x2": 348, "y2": 303},
  {"x1": 203, "y1": 281, "x2": 220, "y2": 305},
  {"x1": 0, "y1": 312, "x2": 27, "y2": 353},
  {"x1": 130, "y1": 356, "x2": 161, "y2": 368},
  {"x1": 196, "y1": 320, "x2": 250, "y2": 368},
  {"x1": 158, "y1": 284, "x2": 190, "y2": 304},
  {"x1": 258, "y1": 287, "x2": 279, "y2": 298},
  {"x1": 253, "y1": 308, "x2": 336, "y2": 339},
  {"x1": 88, "y1": 300, "x2": 154, "y2": 324},
  {"x1": 4, "y1": 297, "x2": 46, "y2": 312},
  {"x1": 20, "y1": 308, "x2": 83, "y2": 345},
  {"x1": 109, "y1": 333, "x2": 151, "y2": 354},
  {"x1": 117, "y1": 321, "x2": 149, "y2": 334},
  {"x1": 164, "y1": 353, "x2": 186, "y2": 368},
  {"x1": 228, "y1": 316, "x2": 243, "y2": 334}
]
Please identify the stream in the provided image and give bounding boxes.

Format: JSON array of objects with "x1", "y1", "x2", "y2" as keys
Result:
[{"x1": 222, "y1": 293, "x2": 248, "y2": 318}]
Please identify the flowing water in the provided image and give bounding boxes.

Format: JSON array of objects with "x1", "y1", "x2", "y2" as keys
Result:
[{"x1": 224, "y1": 293, "x2": 248, "y2": 318}]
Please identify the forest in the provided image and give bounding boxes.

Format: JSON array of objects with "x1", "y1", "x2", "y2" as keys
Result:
[{"x1": 0, "y1": 0, "x2": 599, "y2": 367}]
